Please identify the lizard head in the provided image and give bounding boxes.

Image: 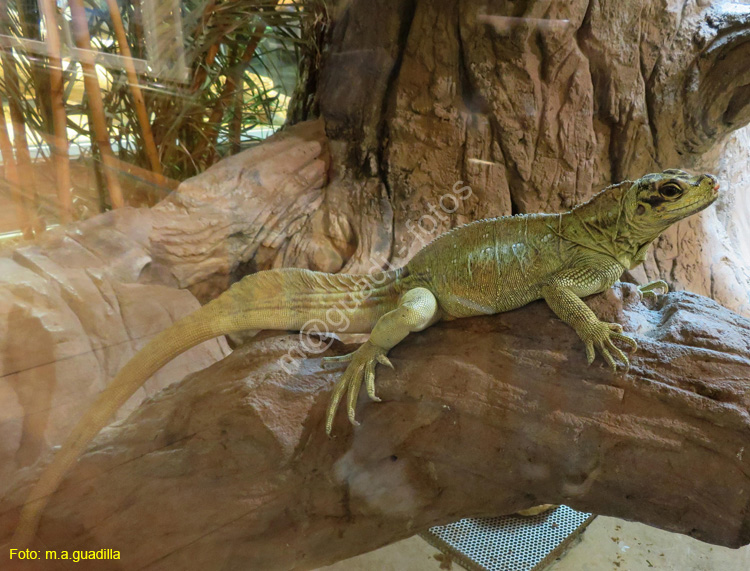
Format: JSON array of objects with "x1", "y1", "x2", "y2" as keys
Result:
[
  {"x1": 566, "y1": 169, "x2": 720, "y2": 270},
  {"x1": 606, "y1": 169, "x2": 719, "y2": 268},
  {"x1": 622, "y1": 169, "x2": 719, "y2": 246}
]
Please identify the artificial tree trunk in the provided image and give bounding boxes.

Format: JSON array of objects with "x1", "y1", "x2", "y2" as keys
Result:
[{"x1": 313, "y1": 0, "x2": 750, "y2": 304}]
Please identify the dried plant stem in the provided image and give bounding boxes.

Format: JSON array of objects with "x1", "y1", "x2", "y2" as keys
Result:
[
  {"x1": 67, "y1": 0, "x2": 124, "y2": 209},
  {"x1": 0, "y1": 99, "x2": 32, "y2": 237},
  {"x1": 0, "y1": 45, "x2": 41, "y2": 236},
  {"x1": 39, "y1": 0, "x2": 72, "y2": 222},
  {"x1": 104, "y1": 0, "x2": 162, "y2": 175},
  {"x1": 109, "y1": 156, "x2": 178, "y2": 192},
  {"x1": 191, "y1": 43, "x2": 220, "y2": 93},
  {"x1": 190, "y1": 0, "x2": 219, "y2": 93},
  {"x1": 192, "y1": 2, "x2": 279, "y2": 162},
  {"x1": 230, "y1": 76, "x2": 243, "y2": 155},
  {"x1": 192, "y1": 26, "x2": 264, "y2": 161}
]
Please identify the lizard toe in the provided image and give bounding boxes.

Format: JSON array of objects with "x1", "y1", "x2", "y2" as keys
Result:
[
  {"x1": 364, "y1": 361, "x2": 381, "y2": 402},
  {"x1": 326, "y1": 381, "x2": 347, "y2": 435},
  {"x1": 598, "y1": 342, "x2": 617, "y2": 371},
  {"x1": 345, "y1": 364, "x2": 366, "y2": 426},
  {"x1": 321, "y1": 353, "x2": 354, "y2": 366},
  {"x1": 607, "y1": 323, "x2": 624, "y2": 334},
  {"x1": 585, "y1": 341, "x2": 596, "y2": 365},
  {"x1": 376, "y1": 354, "x2": 394, "y2": 369},
  {"x1": 606, "y1": 338, "x2": 629, "y2": 367},
  {"x1": 612, "y1": 331, "x2": 638, "y2": 352}
]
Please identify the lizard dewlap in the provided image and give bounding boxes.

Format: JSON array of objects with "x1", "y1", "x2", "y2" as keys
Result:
[{"x1": 12, "y1": 169, "x2": 719, "y2": 548}]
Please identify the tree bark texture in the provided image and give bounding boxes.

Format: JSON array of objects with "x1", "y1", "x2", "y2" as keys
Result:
[
  {"x1": 0, "y1": 209, "x2": 229, "y2": 499},
  {"x1": 2, "y1": 285, "x2": 750, "y2": 570}
]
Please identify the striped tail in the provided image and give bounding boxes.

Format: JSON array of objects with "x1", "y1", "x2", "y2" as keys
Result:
[{"x1": 12, "y1": 267, "x2": 403, "y2": 547}]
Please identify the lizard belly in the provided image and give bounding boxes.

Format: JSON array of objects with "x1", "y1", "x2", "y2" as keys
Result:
[{"x1": 433, "y1": 270, "x2": 544, "y2": 318}]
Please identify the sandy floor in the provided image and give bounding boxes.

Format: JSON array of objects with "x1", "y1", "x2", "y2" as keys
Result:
[{"x1": 316, "y1": 516, "x2": 750, "y2": 571}]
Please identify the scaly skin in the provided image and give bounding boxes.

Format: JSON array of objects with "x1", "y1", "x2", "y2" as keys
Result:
[
  {"x1": 12, "y1": 169, "x2": 718, "y2": 547},
  {"x1": 324, "y1": 169, "x2": 719, "y2": 429}
]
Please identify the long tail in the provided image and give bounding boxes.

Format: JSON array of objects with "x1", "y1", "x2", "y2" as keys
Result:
[{"x1": 12, "y1": 267, "x2": 403, "y2": 546}]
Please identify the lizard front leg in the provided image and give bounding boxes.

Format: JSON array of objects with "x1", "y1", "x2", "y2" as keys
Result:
[
  {"x1": 541, "y1": 275, "x2": 637, "y2": 370},
  {"x1": 323, "y1": 287, "x2": 439, "y2": 434}
]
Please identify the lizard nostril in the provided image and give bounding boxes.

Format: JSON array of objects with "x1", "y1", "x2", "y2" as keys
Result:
[{"x1": 702, "y1": 174, "x2": 719, "y2": 192}]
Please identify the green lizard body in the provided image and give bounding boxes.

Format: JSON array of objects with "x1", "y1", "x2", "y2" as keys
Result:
[{"x1": 12, "y1": 169, "x2": 719, "y2": 547}]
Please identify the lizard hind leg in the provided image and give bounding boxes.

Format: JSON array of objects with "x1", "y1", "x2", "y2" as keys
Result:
[{"x1": 323, "y1": 287, "x2": 439, "y2": 435}]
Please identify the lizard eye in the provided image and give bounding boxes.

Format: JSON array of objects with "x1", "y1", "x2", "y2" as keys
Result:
[{"x1": 659, "y1": 183, "x2": 682, "y2": 199}]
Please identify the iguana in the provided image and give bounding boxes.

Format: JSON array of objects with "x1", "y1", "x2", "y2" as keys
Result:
[{"x1": 12, "y1": 169, "x2": 719, "y2": 547}]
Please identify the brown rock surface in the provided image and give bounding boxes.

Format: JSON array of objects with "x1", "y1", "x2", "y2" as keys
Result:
[
  {"x1": 3, "y1": 284, "x2": 749, "y2": 570},
  {"x1": 148, "y1": 119, "x2": 331, "y2": 300},
  {"x1": 0, "y1": 120, "x2": 335, "y2": 495},
  {"x1": 0, "y1": 219, "x2": 229, "y2": 499},
  {"x1": 0, "y1": 120, "x2": 337, "y2": 507}
]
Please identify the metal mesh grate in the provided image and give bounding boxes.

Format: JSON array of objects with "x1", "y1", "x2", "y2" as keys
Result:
[{"x1": 422, "y1": 506, "x2": 594, "y2": 571}]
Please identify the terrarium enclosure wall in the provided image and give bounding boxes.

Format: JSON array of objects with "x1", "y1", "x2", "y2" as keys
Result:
[
  {"x1": 1, "y1": 0, "x2": 750, "y2": 570},
  {"x1": 0, "y1": 0, "x2": 303, "y2": 239}
]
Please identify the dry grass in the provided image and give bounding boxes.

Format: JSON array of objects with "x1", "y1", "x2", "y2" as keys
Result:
[{"x1": 0, "y1": 0, "x2": 327, "y2": 237}]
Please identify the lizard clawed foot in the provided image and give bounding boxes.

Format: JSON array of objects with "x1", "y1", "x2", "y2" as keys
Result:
[
  {"x1": 581, "y1": 321, "x2": 638, "y2": 371},
  {"x1": 323, "y1": 341, "x2": 392, "y2": 435},
  {"x1": 638, "y1": 280, "x2": 669, "y2": 302}
]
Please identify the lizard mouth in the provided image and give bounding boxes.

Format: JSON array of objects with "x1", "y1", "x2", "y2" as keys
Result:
[{"x1": 670, "y1": 195, "x2": 717, "y2": 216}]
